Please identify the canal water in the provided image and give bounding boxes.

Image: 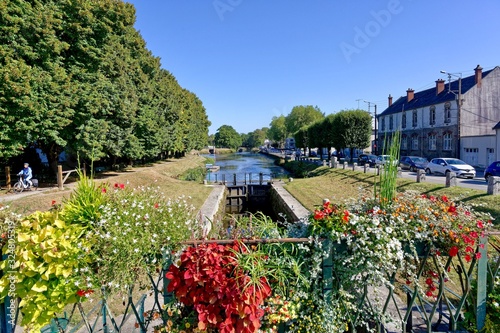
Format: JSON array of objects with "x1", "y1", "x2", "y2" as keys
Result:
[{"x1": 204, "y1": 151, "x2": 290, "y2": 184}]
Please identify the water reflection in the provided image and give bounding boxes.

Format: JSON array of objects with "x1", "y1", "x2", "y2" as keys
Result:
[{"x1": 204, "y1": 151, "x2": 289, "y2": 183}]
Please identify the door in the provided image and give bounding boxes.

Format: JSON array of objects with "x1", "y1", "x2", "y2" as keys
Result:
[
  {"x1": 487, "y1": 148, "x2": 495, "y2": 166},
  {"x1": 463, "y1": 148, "x2": 478, "y2": 166}
]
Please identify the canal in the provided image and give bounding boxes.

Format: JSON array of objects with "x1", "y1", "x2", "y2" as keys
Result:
[
  {"x1": 204, "y1": 151, "x2": 291, "y2": 219},
  {"x1": 204, "y1": 151, "x2": 290, "y2": 184}
]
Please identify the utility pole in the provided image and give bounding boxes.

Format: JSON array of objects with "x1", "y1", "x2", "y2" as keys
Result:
[
  {"x1": 441, "y1": 71, "x2": 462, "y2": 159},
  {"x1": 364, "y1": 101, "x2": 377, "y2": 155}
]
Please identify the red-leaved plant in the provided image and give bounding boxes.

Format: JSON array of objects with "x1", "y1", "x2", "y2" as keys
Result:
[{"x1": 165, "y1": 242, "x2": 272, "y2": 333}]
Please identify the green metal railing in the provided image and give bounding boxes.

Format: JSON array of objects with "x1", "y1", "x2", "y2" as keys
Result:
[{"x1": 1, "y1": 235, "x2": 499, "y2": 333}]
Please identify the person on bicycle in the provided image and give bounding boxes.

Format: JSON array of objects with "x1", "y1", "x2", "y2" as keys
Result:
[{"x1": 18, "y1": 163, "x2": 33, "y2": 187}]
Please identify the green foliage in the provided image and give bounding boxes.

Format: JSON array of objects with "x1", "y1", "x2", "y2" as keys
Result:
[
  {"x1": 375, "y1": 131, "x2": 401, "y2": 205},
  {"x1": 268, "y1": 115, "x2": 288, "y2": 146},
  {"x1": 285, "y1": 105, "x2": 324, "y2": 136},
  {"x1": 0, "y1": 210, "x2": 94, "y2": 332},
  {"x1": 0, "y1": 0, "x2": 210, "y2": 167},
  {"x1": 214, "y1": 125, "x2": 242, "y2": 150},
  {"x1": 330, "y1": 109, "x2": 372, "y2": 156},
  {"x1": 178, "y1": 166, "x2": 207, "y2": 182},
  {"x1": 282, "y1": 160, "x2": 322, "y2": 178}
]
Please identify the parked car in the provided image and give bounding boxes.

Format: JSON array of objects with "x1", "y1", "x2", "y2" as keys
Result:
[
  {"x1": 375, "y1": 155, "x2": 398, "y2": 166},
  {"x1": 399, "y1": 156, "x2": 428, "y2": 172},
  {"x1": 425, "y1": 158, "x2": 476, "y2": 179},
  {"x1": 484, "y1": 161, "x2": 500, "y2": 181},
  {"x1": 357, "y1": 154, "x2": 377, "y2": 167}
]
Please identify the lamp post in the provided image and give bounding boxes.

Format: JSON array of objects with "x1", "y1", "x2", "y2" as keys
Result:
[
  {"x1": 440, "y1": 70, "x2": 462, "y2": 159},
  {"x1": 364, "y1": 101, "x2": 378, "y2": 155}
]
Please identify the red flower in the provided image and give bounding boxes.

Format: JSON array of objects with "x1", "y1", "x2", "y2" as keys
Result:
[
  {"x1": 101, "y1": 188, "x2": 107, "y2": 193},
  {"x1": 342, "y1": 210, "x2": 350, "y2": 222},
  {"x1": 154, "y1": 203, "x2": 159, "y2": 209},
  {"x1": 51, "y1": 200, "x2": 56, "y2": 206},
  {"x1": 465, "y1": 254, "x2": 472, "y2": 263},
  {"x1": 447, "y1": 205, "x2": 457, "y2": 214},
  {"x1": 477, "y1": 221, "x2": 484, "y2": 229},
  {"x1": 475, "y1": 252, "x2": 482, "y2": 260},
  {"x1": 313, "y1": 210, "x2": 325, "y2": 220},
  {"x1": 114, "y1": 183, "x2": 125, "y2": 189},
  {"x1": 406, "y1": 280, "x2": 412, "y2": 285},
  {"x1": 426, "y1": 290, "x2": 434, "y2": 297},
  {"x1": 425, "y1": 278, "x2": 433, "y2": 286},
  {"x1": 449, "y1": 246, "x2": 459, "y2": 257},
  {"x1": 441, "y1": 195, "x2": 449, "y2": 202}
]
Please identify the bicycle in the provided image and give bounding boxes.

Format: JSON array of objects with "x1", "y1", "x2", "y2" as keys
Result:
[{"x1": 13, "y1": 176, "x2": 38, "y2": 193}]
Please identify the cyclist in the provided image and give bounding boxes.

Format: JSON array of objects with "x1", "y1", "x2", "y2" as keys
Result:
[{"x1": 17, "y1": 163, "x2": 33, "y2": 187}]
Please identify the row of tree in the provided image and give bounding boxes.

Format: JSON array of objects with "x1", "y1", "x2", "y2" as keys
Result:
[
  {"x1": 0, "y1": 0, "x2": 210, "y2": 172},
  {"x1": 213, "y1": 106, "x2": 372, "y2": 158}
]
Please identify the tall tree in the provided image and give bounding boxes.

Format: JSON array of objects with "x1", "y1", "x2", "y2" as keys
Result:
[
  {"x1": 285, "y1": 105, "x2": 324, "y2": 136},
  {"x1": 268, "y1": 115, "x2": 287, "y2": 147},
  {"x1": 333, "y1": 109, "x2": 372, "y2": 161},
  {"x1": 214, "y1": 125, "x2": 242, "y2": 150}
]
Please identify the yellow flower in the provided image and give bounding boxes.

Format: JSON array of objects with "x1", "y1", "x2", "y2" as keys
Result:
[{"x1": 185, "y1": 323, "x2": 191, "y2": 328}]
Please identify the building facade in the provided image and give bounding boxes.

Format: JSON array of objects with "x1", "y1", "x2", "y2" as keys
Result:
[{"x1": 377, "y1": 65, "x2": 500, "y2": 168}]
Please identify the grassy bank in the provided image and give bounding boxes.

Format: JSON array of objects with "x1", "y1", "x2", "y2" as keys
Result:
[
  {"x1": 2, "y1": 154, "x2": 213, "y2": 216},
  {"x1": 284, "y1": 165, "x2": 500, "y2": 226}
]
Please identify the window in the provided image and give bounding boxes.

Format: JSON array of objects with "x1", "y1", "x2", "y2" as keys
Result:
[
  {"x1": 402, "y1": 112, "x2": 406, "y2": 129},
  {"x1": 444, "y1": 102, "x2": 451, "y2": 123},
  {"x1": 389, "y1": 115, "x2": 393, "y2": 130},
  {"x1": 412, "y1": 111, "x2": 418, "y2": 127},
  {"x1": 428, "y1": 133, "x2": 437, "y2": 151},
  {"x1": 411, "y1": 135, "x2": 419, "y2": 150},
  {"x1": 443, "y1": 132, "x2": 452, "y2": 150},
  {"x1": 381, "y1": 118, "x2": 385, "y2": 131},
  {"x1": 429, "y1": 106, "x2": 436, "y2": 125},
  {"x1": 401, "y1": 135, "x2": 407, "y2": 150}
]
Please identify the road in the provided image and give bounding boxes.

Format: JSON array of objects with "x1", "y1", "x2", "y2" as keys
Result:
[{"x1": 399, "y1": 169, "x2": 487, "y2": 191}]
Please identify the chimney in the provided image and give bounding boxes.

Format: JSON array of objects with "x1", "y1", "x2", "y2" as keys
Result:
[
  {"x1": 406, "y1": 88, "x2": 414, "y2": 102},
  {"x1": 388, "y1": 94, "x2": 393, "y2": 107},
  {"x1": 475, "y1": 64, "x2": 483, "y2": 87},
  {"x1": 435, "y1": 79, "x2": 445, "y2": 95}
]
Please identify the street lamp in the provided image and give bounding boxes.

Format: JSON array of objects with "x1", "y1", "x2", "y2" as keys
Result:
[
  {"x1": 364, "y1": 101, "x2": 378, "y2": 155},
  {"x1": 440, "y1": 70, "x2": 462, "y2": 159}
]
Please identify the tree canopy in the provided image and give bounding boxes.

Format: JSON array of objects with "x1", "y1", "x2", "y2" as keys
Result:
[
  {"x1": 214, "y1": 125, "x2": 242, "y2": 150},
  {"x1": 0, "y1": 0, "x2": 210, "y2": 171}
]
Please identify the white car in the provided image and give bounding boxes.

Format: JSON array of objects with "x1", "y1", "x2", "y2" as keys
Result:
[
  {"x1": 425, "y1": 158, "x2": 476, "y2": 179},
  {"x1": 375, "y1": 155, "x2": 398, "y2": 166}
]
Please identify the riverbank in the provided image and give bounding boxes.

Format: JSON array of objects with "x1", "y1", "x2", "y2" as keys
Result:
[{"x1": 0, "y1": 154, "x2": 213, "y2": 216}]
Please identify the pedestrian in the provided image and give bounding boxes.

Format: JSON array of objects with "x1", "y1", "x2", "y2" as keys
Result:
[{"x1": 17, "y1": 163, "x2": 33, "y2": 187}]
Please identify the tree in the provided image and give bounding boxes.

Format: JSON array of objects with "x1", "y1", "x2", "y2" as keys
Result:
[
  {"x1": 242, "y1": 128, "x2": 268, "y2": 148},
  {"x1": 268, "y1": 116, "x2": 287, "y2": 147},
  {"x1": 332, "y1": 109, "x2": 372, "y2": 162},
  {"x1": 214, "y1": 125, "x2": 242, "y2": 150},
  {"x1": 285, "y1": 105, "x2": 324, "y2": 136}
]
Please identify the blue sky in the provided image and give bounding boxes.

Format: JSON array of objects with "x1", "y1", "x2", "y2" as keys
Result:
[{"x1": 126, "y1": 0, "x2": 500, "y2": 135}]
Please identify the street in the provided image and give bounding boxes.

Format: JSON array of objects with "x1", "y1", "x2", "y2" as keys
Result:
[{"x1": 399, "y1": 169, "x2": 488, "y2": 191}]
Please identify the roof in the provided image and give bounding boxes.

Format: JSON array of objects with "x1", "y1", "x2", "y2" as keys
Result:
[
  {"x1": 493, "y1": 121, "x2": 500, "y2": 130},
  {"x1": 379, "y1": 68, "x2": 496, "y2": 117}
]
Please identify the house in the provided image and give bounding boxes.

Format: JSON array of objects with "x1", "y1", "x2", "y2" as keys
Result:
[{"x1": 377, "y1": 65, "x2": 500, "y2": 168}]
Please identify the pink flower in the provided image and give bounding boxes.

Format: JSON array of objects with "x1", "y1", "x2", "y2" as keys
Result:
[
  {"x1": 101, "y1": 188, "x2": 107, "y2": 193},
  {"x1": 475, "y1": 252, "x2": 482, "y2": 260},
  {"x1": 477, "y1": 221, "x2": 484, "y2": 229}
]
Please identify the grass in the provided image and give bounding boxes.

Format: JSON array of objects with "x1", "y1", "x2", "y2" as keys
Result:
[
  {"x1": 1, "y1": 154, "x2": 213, "y2": 216},
  {"x1": 284, "y1": 165, "x2": 500, "y2": 226}
]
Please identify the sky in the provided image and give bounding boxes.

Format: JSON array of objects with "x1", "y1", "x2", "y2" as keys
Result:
[{"x1": 126, "y1": 0, "x2": 500, "y2": 135}]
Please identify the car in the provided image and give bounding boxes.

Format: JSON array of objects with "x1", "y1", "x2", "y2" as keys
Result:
[
  {"x1": 425, "y1": 158, "x2": 476, "y2": 179},
  {"x1": 399, "y1": 156, "x2": 428, "y2": 172},
  {"x1": 484, "y1": 161, "x2": 500, "y2": 181},
  {"x1": 357, "y1": 154, "x2": 377, "y2": 167},
  {"x1": 375, "y1": 155, "x2": 398, "y2": 166}
]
